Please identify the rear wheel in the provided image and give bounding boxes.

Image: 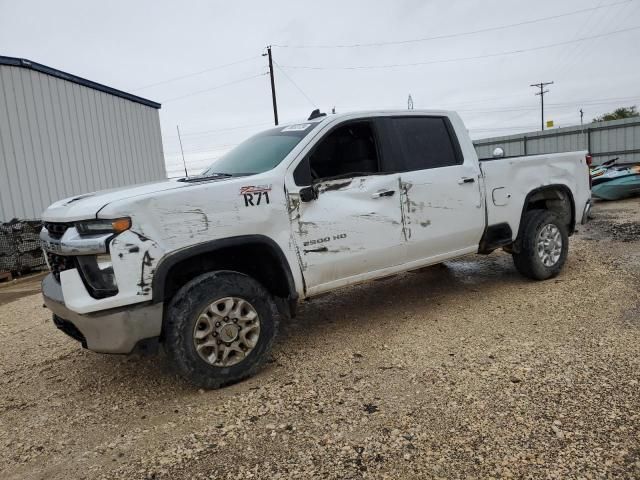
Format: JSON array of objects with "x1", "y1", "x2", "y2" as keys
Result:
[
  {"x1": 512, "y1": 210, "x2": 569, "y2": 280},
  {"x1": 165, "y1": 271, "x2": 280, "y2": 389}
]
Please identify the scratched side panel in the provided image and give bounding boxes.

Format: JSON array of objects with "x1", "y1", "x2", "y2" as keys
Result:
[
  {"x1": 481, "y1": 152, "x2": 590, "y2": 236},
  {"x1": 399, "y1": 164, "x2": 485, "y2": 260},
  {"x1": 288, "y1": 175, "x2": 406, "y2": 292},
  {"x1": 98, "y1": 174, "x2": 302, "y2": 298},
  {"x1": 61, "y1": 230, "x2": 164, "y2": 314}
]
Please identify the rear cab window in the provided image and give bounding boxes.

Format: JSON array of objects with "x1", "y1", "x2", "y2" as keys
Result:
[{"x1": 385, "y1": 116, "x2": 463, "y2": 172}]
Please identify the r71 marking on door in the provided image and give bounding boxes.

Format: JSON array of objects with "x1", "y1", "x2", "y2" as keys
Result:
[
  {"x1": 240, "y1": 185, "x2": 272, "y2": 207},
  {"x1": 243, "y1": 191, "x2": 270, "y2": 206}
]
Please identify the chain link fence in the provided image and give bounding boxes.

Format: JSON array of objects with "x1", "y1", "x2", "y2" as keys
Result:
[{"x1": 0, "y1": 220, "x2": 46, "y2": 274}]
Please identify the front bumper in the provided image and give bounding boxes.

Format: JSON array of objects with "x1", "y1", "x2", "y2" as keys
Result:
[{"x1": 42, "y1": 274, "x2": 163, "y2": 354}]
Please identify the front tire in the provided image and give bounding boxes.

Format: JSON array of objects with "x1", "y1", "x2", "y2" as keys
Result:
[
  {"x1": 512, "y1": 210, "x2": 569, "y2": 280},
  {"x1": 165, "y1": 271, "x2": 280, "y2": 389}
]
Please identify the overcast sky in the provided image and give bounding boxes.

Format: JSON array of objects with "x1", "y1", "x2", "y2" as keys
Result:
[{"x1": 1, "y1": 0, "x2": 638, "y2": 177}]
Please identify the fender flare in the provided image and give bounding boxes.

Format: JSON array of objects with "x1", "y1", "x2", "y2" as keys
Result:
[
  {"x1": 516, "y1": 184, "x2": 576, "y2": 240},
  {"x1": 151, "y1": 234, "x2": 297, "y2": 305}
]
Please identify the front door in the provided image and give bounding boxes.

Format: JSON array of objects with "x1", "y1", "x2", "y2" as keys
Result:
[{"x1": 286, "y1": 120, "x2": 405, "y2": 294}]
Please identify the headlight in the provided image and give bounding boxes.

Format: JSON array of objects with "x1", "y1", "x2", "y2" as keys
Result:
[
  {"x1": 76, "y1": 254, "x2": 118, "y2": 298},
  {"x1": 75, "y1": 217, "x2": 131, "y2": 235}
]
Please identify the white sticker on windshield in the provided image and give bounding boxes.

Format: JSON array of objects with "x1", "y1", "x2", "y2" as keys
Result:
[{"x1": 281, "y1": 123, "x2": 311, "y2": 132}]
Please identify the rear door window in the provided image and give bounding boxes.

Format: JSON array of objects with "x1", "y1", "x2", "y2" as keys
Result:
[{"x1": 391, "y1": 117, "x2": 462, "y2": 171}]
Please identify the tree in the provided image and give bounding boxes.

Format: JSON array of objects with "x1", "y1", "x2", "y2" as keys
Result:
[{"x1": 593, "y1": 106, "x2": 639, "y2": 122}]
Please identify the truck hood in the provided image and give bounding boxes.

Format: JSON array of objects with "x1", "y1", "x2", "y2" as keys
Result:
[{"x1": 42, "y1": 179, "x2": 199, "y2": 222}]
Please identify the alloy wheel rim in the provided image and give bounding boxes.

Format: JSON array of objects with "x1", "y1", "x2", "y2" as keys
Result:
[
  {"x1": 193, "y1": 297, "x2": 260, "y2": 367},
  {"x1": 536, "y1": 223, "x2": 562, "y2": 267}
]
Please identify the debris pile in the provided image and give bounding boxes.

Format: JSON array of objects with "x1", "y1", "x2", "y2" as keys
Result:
[{"x1": 0, "y1": 219, "x2": 46, "y2": 274}]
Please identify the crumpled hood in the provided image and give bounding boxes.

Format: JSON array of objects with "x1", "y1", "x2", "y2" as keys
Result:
[{"x1": 41, "y1": 180, "x2": 195, "y2": 222}]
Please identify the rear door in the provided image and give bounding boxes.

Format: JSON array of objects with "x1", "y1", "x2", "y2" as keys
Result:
[
  {"x1": 383, "y1": 115, "x2": 484, "y2": 261},
  {"x1": 285, "y1": 119, "x2": 405, "y2": 294}
]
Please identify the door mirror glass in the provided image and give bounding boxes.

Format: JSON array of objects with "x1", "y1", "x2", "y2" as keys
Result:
[{"x1": 300, "y1": 185, "x2": 318, "y2": 202}]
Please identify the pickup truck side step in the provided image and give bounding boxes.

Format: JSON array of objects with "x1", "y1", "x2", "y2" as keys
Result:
[{"x1": 478, "y1": 223, "x2": 513, "y2": 254}]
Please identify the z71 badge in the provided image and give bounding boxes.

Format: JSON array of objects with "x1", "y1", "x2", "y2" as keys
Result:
[{"x1": 240, "y1": 185, "x2": 271, "y2": 207}]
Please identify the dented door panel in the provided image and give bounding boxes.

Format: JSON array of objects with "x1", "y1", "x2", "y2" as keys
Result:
[
  {"x1": 400, "y1": 164, "x2": 485, "y2": 261},
  {"x1": 288, "y1": 174, "x2": 405, "y2": 293}
]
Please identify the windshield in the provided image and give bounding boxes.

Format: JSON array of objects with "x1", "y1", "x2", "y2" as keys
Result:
[{"x1": 201, "y1": 122, "x2": 319, "y2": 177}]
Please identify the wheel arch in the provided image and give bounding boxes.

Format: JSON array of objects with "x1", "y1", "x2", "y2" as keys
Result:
[
  {"x1": 152, "y1": 235, "x2": 298, "y2": 316},
  {"x1": 517, "y1": 184, "x2": 576, "y2": 239}
]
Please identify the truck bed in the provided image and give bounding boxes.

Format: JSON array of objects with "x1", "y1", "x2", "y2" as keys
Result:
[{"x1": 479, "y1": 151, "x2": 591, "y2": 237}]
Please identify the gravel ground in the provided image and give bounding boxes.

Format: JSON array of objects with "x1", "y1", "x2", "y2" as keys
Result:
[
  {"x1": 1, "y1": 198, "x2": 639, "y2": 480},
  {"x1": 0, "y1": 272, "x2": 46, "y2": 307}
]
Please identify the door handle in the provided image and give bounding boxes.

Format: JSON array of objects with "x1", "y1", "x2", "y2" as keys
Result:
[
  {"x1": 458, "y1": 177, "x2": 475, "y2": 184},
  {"x1": 372, "y1": 190, "x2": 395, "y2": 198}
]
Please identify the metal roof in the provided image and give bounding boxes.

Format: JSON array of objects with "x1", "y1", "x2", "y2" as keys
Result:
[{"x1": 0, "y1": 55, "x2": 161, "y2": 109}]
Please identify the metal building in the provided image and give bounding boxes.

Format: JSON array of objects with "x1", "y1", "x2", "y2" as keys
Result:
[
  {"x1": 0, "y1": 56, "x2": 166, "y2": 221},
  {"x1": 473, "y1": 117, "x2": 640, "y2": 166}
]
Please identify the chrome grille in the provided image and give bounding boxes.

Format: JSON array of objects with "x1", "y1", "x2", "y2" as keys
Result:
[
  {"x1": 47, "y1": 252, "x2": 75, "y2": 282},
  {"x1": 43, "y1": 222, "x2": 72, "y2": 239}
]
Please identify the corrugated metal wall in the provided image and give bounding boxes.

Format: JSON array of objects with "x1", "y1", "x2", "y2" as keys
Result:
[
  {"x1": 474, "y1": 117, "x2": 640, "y2": 166},
  {"x1": 0, "y1": 65, "x2": 166, "y2": 221}
]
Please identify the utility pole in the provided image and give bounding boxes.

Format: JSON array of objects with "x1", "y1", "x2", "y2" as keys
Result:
[
  {"x1": 530, "y1": 81, "x2": 553, "y2": 130},
  {"x1": 176, "y1": 125, "x2": 188, "y2": 177},
  {"x1": 263, "y1": 46, "x2": 279, "y2": 125},
  {"x1": 579, "y1": 108, "x2": 586, "y2": 151}
]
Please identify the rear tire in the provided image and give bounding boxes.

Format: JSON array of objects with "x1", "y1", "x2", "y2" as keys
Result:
[
  {"x1": 164, "y1": 271, "x2": 280, "y2": 389},
  {"x1": 512, "y1": 210, "x2": 569, "y2": 280}
]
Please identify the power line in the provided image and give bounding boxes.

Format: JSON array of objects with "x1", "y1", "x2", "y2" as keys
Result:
[
  {"x1": 132, "y1": 56, "x2": 261, "y2": 91},
  {"x1": 164, "y1": 95, "x2": 640, "y2": 153},
  {"x1": 162, "y1": 73, "x2": 267, "y2": 103},
  {"x1": 166, "y1": 143, "x2": 239, "y2": 155},
  {"x1": 552, "y1": 0, "x2": 625, "y2": 79},
  {"x1": 272, "y1": 0, "x2": 632, "y2": 49},
  {"x1": 273, "y1": 60, "x2": 317, "y2": 108},
  {"x1": 469, "y1": 125, "x2": 540, "y2": 132},
  {"x1": 163, "y1": 122, "x2": 272, "y2": 140},
  {"x1": 334, "y1": 94, "x2": 640, "y2": 114},
  {"x1": 278, "y1": 25, "x2": 640, "y2": 70},
  {"x1": 459, "y1": 101, "x2": 640, "y2": 114},
  {"x1": 456, "y1": 97, "x2": 640, "y2": 115}
]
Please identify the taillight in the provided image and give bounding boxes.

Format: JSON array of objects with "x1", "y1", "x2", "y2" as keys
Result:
[
  {"x1": 586, "y1": 154, "x2": 592, "y2": 166},
  {"x1": 586, "y1": 154, "x2": 592, "y2": 189}
]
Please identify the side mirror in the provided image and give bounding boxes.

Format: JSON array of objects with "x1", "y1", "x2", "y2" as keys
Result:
[
  {"x1": 492, "y1": 147, "x2": 505, "y2": 158},
  {"x1": 299, "y1": 185, "x2": 318, "y2": 202}
]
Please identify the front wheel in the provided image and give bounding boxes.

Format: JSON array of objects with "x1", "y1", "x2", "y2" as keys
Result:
[
  {"x1": 512, "y1": 210, "x2": 569, "y2": 280},
  {"x1": 164, "y1": 271, "x2": 280, "y2": 389}
]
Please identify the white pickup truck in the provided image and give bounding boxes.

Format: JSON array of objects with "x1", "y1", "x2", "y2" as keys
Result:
[{"x1": 41, "y1": 109, "x2": 592, "y2": 388}]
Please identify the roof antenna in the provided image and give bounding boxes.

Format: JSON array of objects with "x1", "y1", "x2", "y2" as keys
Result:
[
  {"x1": 176, "y1": 125, "x2": 188, "y2": 177},
  {"x1": 308, "y1": 109, "x2": 326, "y2": 120}
]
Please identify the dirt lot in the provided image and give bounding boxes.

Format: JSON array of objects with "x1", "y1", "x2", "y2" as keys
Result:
[{"x1": 1, "y1": 199, "x2": 639, "y2": 480}]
